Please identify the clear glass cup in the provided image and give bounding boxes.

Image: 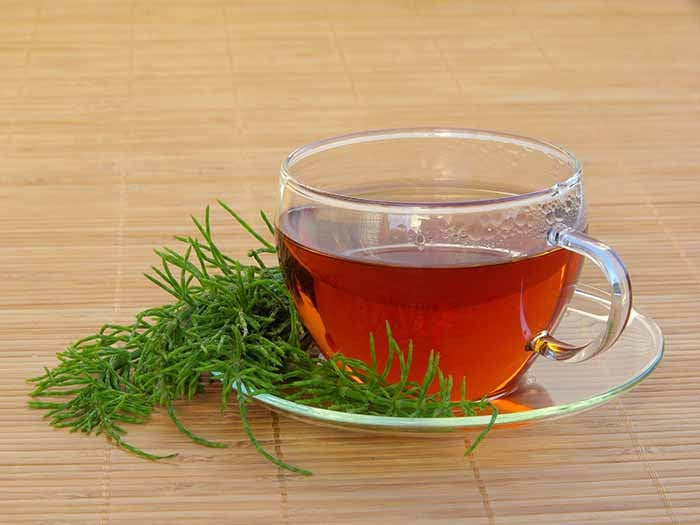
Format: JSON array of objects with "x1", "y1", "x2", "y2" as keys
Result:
[{"x1": 276, "y1": 128, "x2": 632, "y2": 400}]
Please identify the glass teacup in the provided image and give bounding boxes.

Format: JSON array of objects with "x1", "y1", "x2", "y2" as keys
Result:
[{"x1": 276, "y1": 129, "x2": 631, "y2": 400}]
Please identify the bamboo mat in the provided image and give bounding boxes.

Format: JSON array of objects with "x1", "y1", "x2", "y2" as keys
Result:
[{"x1": 1, "y1": 1, "x2": 699, "y2": 523}]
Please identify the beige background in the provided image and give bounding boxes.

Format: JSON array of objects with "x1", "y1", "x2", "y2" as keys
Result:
[{"x1": 2, "y1": 1, "x2": 699, "y2": 523}]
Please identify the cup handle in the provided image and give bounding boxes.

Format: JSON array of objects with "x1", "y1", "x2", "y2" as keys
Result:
[{"x1": 529, "y1": 225, "x2": 633, "y2": 362}]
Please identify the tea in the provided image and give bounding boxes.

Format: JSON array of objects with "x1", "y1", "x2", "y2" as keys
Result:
[{"x1": 277, "y1": 208, "x2": 583, "y2": 400}]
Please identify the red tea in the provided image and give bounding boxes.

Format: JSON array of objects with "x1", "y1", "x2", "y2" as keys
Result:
[{"x1": 277, "y1": 209, "x2": 583, "y2": 400}]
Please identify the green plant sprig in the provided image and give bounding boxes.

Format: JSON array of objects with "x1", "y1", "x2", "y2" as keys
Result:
[{"x1": 28, "y1": 201, "x2": 497, "y2": 475}]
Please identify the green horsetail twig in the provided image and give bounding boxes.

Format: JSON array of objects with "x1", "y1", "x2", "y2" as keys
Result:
[{"x1": 28, "y1": 203, "x2": 497, "y2": 475}]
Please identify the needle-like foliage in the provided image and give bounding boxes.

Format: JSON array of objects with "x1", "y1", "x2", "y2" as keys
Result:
[{"x1": 29, "y1": 202, "x2": 497, "y2": 475}]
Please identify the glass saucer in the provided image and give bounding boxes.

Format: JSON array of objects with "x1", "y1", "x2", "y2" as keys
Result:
[{"x1": 237, "y1": 285, "x2": 663, "y2": 435}]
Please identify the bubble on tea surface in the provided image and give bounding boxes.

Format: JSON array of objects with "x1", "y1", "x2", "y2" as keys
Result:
[
  {"x1": 502, "y1": 214, "x2": 515, "y2": 232},
  {"x1": 515, "y1": 210, "x2": 529, "y2": 228},
  {"x1": 466, "y1": 222, "x2": 482, "y2": 241},
  {"x1": 554, "y1": 206, "x2": 566, "y2": 222},
  {"x1": 414, "y1": 231, "x2": 426, "y2": 251}
]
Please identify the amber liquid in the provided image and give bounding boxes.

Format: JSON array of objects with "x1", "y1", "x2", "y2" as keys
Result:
[{"x1": 277, "y1": 210, "x2": 583, "y2": 400}]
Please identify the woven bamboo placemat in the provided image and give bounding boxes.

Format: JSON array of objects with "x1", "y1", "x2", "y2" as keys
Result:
[{"x1": 1, "y1": 1, "x2": 698, "y2": 523}]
